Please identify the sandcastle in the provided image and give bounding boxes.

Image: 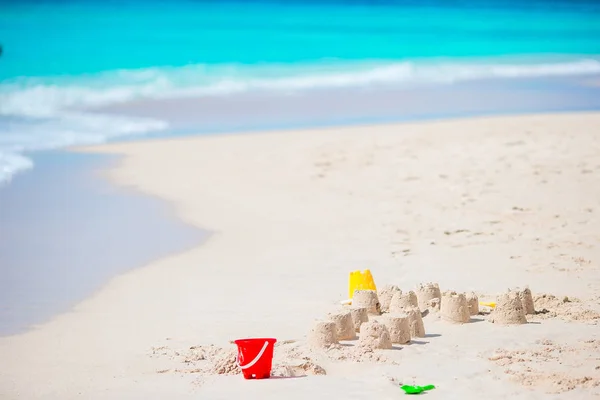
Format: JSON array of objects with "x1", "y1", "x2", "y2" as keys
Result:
[
  {"x1": 516, "y1": 287, "x2": 535, "y2": 315},
  {"x1": 383, "y1": 314, "x2": 411, "y2": 344},
  {"x1": 389, "y1": 290, "x2": 419, "y2": 313},
  {"x1": 378, "y1": 285, "x2": 401, "y2": 312},
  {"x1": 466, "y1": 292, "x2": 479, "y2": 316},
  {"x1": 416, "y1": 282, "x2": 441, "y2": 311},
  {"x1": 327, "y1": 311, "x2": 357, "y2": 340},
  {"x1": 441, "y1": 291, "x2": 471, "y2": 323},
  {"x1": 352, "y1": 290, "x2": 381, "y2": 315},
  {"x1": 489, "y1": 291, "x2": 527, "y2": 325},
  {"x1": 308, "y1": 321, "x2": 339, "y2": 348},
  {"x1": 358, "y1": 320, "x2": 393, "y2": 349},
  {"x1": 349, "y1": 307, "x2": 369, "y2": 332},
  {"x1": 406, "y1": 308, "x2": 426, "y2": 337}
]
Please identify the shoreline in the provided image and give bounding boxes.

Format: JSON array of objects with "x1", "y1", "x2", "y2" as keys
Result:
[
  {"x1": 2, "y1": 111, "x2": 600, "y2": 398},
  {"x1": 0, "y1": 150, "x2": 207, "y2": 336}
]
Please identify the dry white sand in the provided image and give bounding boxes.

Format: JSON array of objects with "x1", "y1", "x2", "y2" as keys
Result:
[{"x1": 2, "y1": 112, "x2": 600, "y2": 399}]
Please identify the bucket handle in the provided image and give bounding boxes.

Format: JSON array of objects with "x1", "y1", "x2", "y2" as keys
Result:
[{"x1": 236, "y1": 340, "x2": 270, "y2": 370}]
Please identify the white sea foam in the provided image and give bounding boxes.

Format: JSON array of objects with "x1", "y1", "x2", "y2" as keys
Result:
[{"x1": 1, "y1": 57, "x2": 599, "y2": 184}]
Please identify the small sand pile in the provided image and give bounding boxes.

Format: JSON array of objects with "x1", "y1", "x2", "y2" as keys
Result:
[
  {"x1": 416, "y1": 282, "x2": 441, "y2": 311},
  {"x1": 533, "y1": 294, "x2": 600, "y2": 322},
  {"x1": 352, "y1": 290, "x2": 382, "y2": 315},
  {"x1": 358, "y1": 320, "x2": 393, "y2": 349},
  {"x1": 441, "y1": 291, "x2": 471, "y2": 323},
  {"x1": 489, "y1": 292, "x2": 527, "y2": 325},
  {"x1": 271, "y1": 361, "x2": 326, "y2": 377},
  {"x1": 466, "y1": 292, "x2": 479, "y2": 316},
  {"x1": 210, "y1": 349, "x2": 240, "y2": 375},
  {"x1": 406, "y1": 308, "x2": 426, "y2": 338},
  {"x1": 389, "y1": 290, "x2": 419, "y2": 313},
  {"x1": 378, "y1": 285, "x2": 401, "y2": 312},
  {"x1": 383, "y1": 314, "x2": 411, "y2": 344},
  {"x1": 516, "y1": 287, "x2": 535, "y2": 315},
  {"x1": 327, "y1": 311, "x2": 357, "y2": 340},
  {"x1": 308, "y1": 321, "x2": 339, "y2": 348},
  {"x1": 349, "y1": 307, "x2": 369, "y2": 332}
]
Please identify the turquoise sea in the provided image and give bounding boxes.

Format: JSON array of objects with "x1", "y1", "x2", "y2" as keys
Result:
[{"x1": 1, "y1": 0, "x2": 600, "y2": 183}]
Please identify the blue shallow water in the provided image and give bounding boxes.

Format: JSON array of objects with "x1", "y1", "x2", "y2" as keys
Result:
[{"x1": 1, "y1": 0, "x2": 600, "y2": 183}]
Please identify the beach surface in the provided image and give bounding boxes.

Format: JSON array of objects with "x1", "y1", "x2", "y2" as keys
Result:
[{"x1": 1, "y1": 112, "x2": 600, "y2": 399}]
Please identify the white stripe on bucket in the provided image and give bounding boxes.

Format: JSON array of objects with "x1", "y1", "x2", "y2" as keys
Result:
[{"x1": 237, "y1": 341, "x2": 270, "y2": 370}]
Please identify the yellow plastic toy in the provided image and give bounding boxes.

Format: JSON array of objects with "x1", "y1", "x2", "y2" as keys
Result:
[
  {"x1": 479, "y1": 301, "x2": 496, "y2": 308},
  {"x1": 348, "y1": 269, "x2": 377, "y2": 299}
]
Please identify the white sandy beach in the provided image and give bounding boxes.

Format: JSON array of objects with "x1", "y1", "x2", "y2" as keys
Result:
[{"x1": 1, "y1": 112, "x2": 600, "y2": 399}]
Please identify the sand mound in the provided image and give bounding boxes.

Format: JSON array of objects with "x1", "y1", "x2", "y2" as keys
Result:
[
  {"x1": 533, "y1": 294, "x2": 600, "y2": 323},
  {"x1": 271, "y1": 361, "x2": 326, "y2": 377},
  {"x1": 378, "y1": 285, "x2": 401, "y2": 312},
  {"x1": 389, "y1": 290, "x2": 419, "y2": 313},
  {"x1": 349, "y1": 307, "x2": 369, "y2": 332},
  {"x1": 416, "y1": 282, "x2": 441, "y2": 311},
  {"x1": 406, "y1": 308, "x2": 426, "y2": 338},
  {"x1": 352, "y1": 290, "x2": 381, "y2": 315},
  {"x1": 383, "y1": 314, "x2": 411, "y2": 344},
  {"x1": 466, "y1": 292, "x2": 479, "y2": 316},
  {"x1": 327, "y1": 311, "x2": 357, "y2": 340},
  {"x1": 441, "y1": 291, "x2": 471, "y2": 323},
  {"x1": 308, "y1": 321, "x2": 339, "y2": 348},
  {"x1": 358, "y1": 320, "x2": 393, "y2": 350},
  {"x1": 489, "y1": 292, "x2": 527, "y2": 325}
]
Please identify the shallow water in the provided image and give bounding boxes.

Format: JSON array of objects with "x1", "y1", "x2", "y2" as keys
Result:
[{"x1": 0, "y1": 152, "x2": 206, "y2": 335}]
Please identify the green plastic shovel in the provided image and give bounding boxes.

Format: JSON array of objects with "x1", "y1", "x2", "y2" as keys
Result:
[{"x1": 400, "y1": 384, "x2": 436, "y2": 394}]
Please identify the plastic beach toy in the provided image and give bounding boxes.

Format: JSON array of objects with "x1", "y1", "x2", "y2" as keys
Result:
[
  {"x1": 479, "y1": 301, "x2": 497, "y2": 308},
  {"x1": 234, "y1": 338, "x2": 277, "y2": 379},
  {"x1": 348, "y1": 269, "x2": 377, "y2": 299},
  {"x1": 400, "y1": 384, "x2": 436, "y2": 394}
]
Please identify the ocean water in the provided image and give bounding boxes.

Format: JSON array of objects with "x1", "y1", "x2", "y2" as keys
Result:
[{"x1": 1, "y1": 0, "x2": 600, "y2": 183}]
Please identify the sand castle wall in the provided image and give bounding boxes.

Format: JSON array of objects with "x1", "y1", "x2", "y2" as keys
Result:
[
  {"x1": 466, "y1": 292, "x2": 479, "y2": 316},
  {"x1": 517, "y1": 287, "x2": 535, "y2": 315},
  {"x1": 349, "y1": 307, "x2": 369, "y2": 332},
  {"x1": 308, "y1": 321, "x2": 339, "y2": 348},
  {"x1": 358, "y1": 320, "x2": 393, "y2": 350},
  {"x1": 489, "y1": 292, "x2": 527, "y2": 325},
  {"x1": 383, "y1": 314, "x2": 411, "y2": 344},
  {"x1": 353, "y1": 290, "x2": 381, "y2": 315},
  {"x1": 441, "y1": 291, "x2": 471, "y2": 323},
  {"x1": 378, "y1": 285, "x2": 401, "y2": 313},
  {"x1": 406, "y1": 308, "x2": 426, "y2": 338},
  {"x1": 327, "y1": 311, "x2": 356, "y2": 340},
  {"x1": 389, "y1": 290, "x2": 419, "y2": 313},
  {"x1": 416, "y1": 282, "x2": 441, "y2": 311}
]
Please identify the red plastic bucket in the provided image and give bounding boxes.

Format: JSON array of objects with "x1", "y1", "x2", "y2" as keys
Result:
[{"x1": 234, "y1": 338, "x2": 277, "y2": 379}]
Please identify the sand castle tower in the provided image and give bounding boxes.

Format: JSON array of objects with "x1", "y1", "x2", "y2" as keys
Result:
[
  {"x1": 358, "y1": 320, "x2": 393, "y2": 350},
  {"x1": 383, "y1": 314, "x2": 411, "y2": 344},
  {"x1": 406, "y1": 308, "x2": 426, "y2": 338},
  {"x1": 516, "y1": 287, "x2": 535, "y2": 315},
  {"x1": 389, "y1": 290, "x2": 419, "y2": 313},
  {"x1": 489, "y1": 291, "x2": 527, "y2": 325},
  {"x1": 349, "y1": 307, "x2": 369, "y2": 332},
  {"x1": 327, "y1": 311, "x2": 357, "y2": 340},
  {"x1": 352, "y1": 290, "x2": 381, "y2": 315},
  {"x1": 441, "y1": 291, "x2": 471, "y2": 323},
  {"x1": 466, "y1": 292, "x2": 479, "y2": 316},
  {"x1": 308, "y1": 321, "x2": 339, "y2": 348},
  {"x1": 416, "y1": 282, "x2": 441, "y2": 311},
  {"x1": 378, "y1": 285, "x2": 401, "y2": 313}
]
